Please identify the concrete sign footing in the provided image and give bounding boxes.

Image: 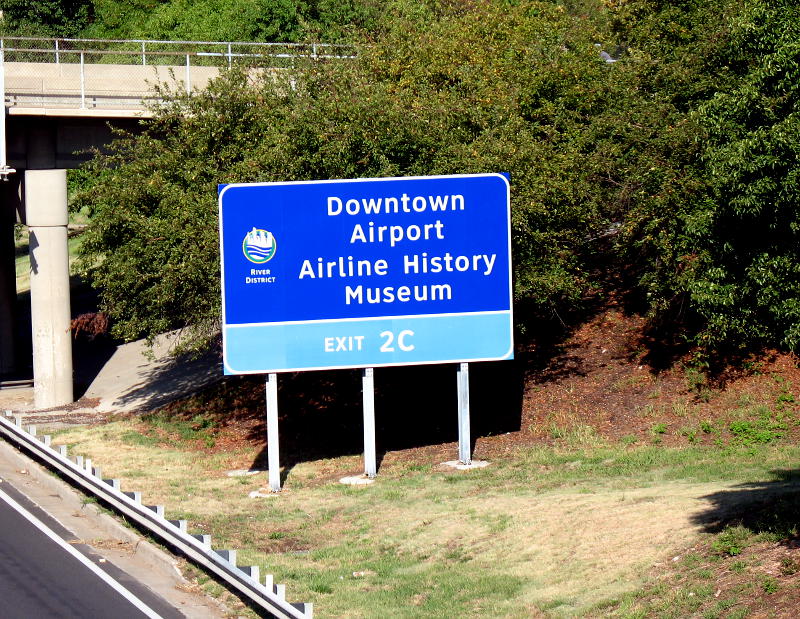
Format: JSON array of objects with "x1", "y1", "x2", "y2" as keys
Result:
[
  {"x1": 248, "y1": 488, "x2": 281, "y2": 499},
  {"x1": 442, "y1": 460, "x2": 490, "y2": 470},
  {"x1": 339, "y1": 475, "x2": 376, "y2": 486},
  {"x1": 226, "y1": 468, "x2": 267, "y2": 477}
]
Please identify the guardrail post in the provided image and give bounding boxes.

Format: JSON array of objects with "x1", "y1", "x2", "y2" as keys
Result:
[
  {"x1": 54, "y1": 39, "x2": 60, "y2": 64},
  {"x1": 141, "y1": 41, "x2": 146, "y2": 66},
  {"x1": 227, "y1": 43, "x2": 232, "y2": 69},
  {"x1": 185, "y1": 54, "x2": 191, "y2": 94},
  {"x1": 79, "y1": 51, "x2": 85, "y2": 108}
]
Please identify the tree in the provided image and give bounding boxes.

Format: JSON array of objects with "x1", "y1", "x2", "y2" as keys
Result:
[
  {"x1": 76, "y1": 1, "x2": 644, "y2": 349},
  {"x1": 683, "y1": 0, "x2": 800, "y2": 352},
  {"x1": 0, "y1": 0, "x2": 93, "y2": 37},
  {"x1": 84, "y1": 0, "x2": 374, "y2": 43},
  {"x1": 611, "y1": 0, "x2": 800, "y2": 356},
  {"x1": 130, "y1": 0, "x2": 308, "y2": 43}
]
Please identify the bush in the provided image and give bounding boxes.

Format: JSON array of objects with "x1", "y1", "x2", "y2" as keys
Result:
[
  {"x1": 612, "y1": 0, "x2": 800, "y2": 356},
  {"x1": 76, "y1": 1, "x2": 645, "y2": 349},
  {"x1": 76, "y1": 0, "x2": 800, "y2": 361},
  {"x1": 0, "y1": 0, "x2": 93, "y2": 37}
]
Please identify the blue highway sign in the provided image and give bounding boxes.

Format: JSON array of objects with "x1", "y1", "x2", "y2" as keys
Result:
[{"x1": 218, "y1": 174, "x2": 513, "y2": 373}]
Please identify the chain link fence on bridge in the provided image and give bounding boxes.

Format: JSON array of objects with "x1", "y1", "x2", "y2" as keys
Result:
[{"x1": 1, "y1": 37, "x2": 356, "y2": 112}]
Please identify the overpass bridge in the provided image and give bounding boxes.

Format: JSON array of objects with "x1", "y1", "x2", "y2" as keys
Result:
[
  {"x1": 2, "y1": 37, "x2": 352, "y2": 167},
  {"x1": 0, "y1": 37, "x2": 352, "y2": 406}
]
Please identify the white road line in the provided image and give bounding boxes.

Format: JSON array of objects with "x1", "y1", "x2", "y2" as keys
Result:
[{"x1": 0, "y1": 486, "x2": 164, "y2": 619}]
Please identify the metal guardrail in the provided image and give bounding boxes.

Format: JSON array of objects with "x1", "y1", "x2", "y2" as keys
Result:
[
  {"x1": 1, "y1": 36, "x2": 355, "y2": 112},
  {"x1": 0, "y1": 409, "x2": 312, "y2": 619},
  {"x1": 0, "y1": 36, "x2": 356, "y2": 65}
]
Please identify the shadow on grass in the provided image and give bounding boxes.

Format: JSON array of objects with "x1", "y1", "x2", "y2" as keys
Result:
[
  {"x1": 691, "y1": 470, "x2": 800, "y2": 542},
  {"x1": 146, "y1": 356, "x2": 525, "y2": 481},
  {"x1": 246, "y1": 358, "x2": 526, "y2": 479}
]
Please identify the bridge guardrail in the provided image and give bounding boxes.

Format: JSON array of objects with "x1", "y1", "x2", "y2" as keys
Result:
[{"x1": 1, "y1": 37, "x2": 355, "y2": 112}]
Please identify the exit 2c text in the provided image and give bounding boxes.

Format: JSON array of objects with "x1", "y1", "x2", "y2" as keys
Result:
[{"x1": 323, "y1": 330, "x2": 416, "y2": 354}]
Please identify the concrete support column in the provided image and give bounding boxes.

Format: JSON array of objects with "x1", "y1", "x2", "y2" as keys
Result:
[{"x1": 26, "y1": 169, "x2": 72, "y2": 407}]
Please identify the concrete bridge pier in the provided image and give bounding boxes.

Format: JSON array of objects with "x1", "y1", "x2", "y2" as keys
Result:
[
  {"x1": 25, "y1": 169, "x2": 73, "y2": 407},
  {"x1": 0, "y1": 176, "x2": 22, "y2": 376}
]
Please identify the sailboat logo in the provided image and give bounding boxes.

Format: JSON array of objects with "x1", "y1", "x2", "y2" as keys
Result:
[{"x1": 242, "y1": 227, "x2": 276, "y2": 263}]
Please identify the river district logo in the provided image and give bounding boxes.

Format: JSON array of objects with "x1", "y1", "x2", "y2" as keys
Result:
[{"x1": 242, "y1": 227, "x2": 276, "y2": 263}]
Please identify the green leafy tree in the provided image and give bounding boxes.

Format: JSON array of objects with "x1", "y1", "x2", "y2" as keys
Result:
[
  {"x1": 302, "y1": 0, "x2": 383, "y2": 42},
  {"x1": 76, "y1": 1, "x2": 645, "y2": 349},
  {"x1": 141, "y1": 0, "x2": 306, "y2": 42},
  {"x1": 85, "y1": 0, "x2": 383, "y2": 43},
  {"x1": 75, "y1": 71, "x2": 296, "y2": 348},
  {"x1": 82, "y1": 1, "x2": 167, "y2": 39},
  {"x1": 613, "y1": 0, "x2": 800, "y2": 355},
  {"x1": 684, "y1": 0, "x2": 800, "y2": 352},
  {"x1": 85, "y1": 0, "x2": 306, "y2": 42},
  {"x1": 0, "y1": 0, "x2": 93, "y2": 37}
]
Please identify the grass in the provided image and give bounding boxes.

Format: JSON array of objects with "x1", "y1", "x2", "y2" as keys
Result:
[
  {"x1": 14, "y1": 217, "x2": 85, "y2": 293},
  {"x1": 46, "y1": 417, "x2": 800, "y2": 618},
  {"x1": 711, "y1": 525, "x2": 751, "y2": 556},
  {"x1": 548, "y1": 423, "x2": 605, "y2": 447},
  {"x1": 605, "y1": 487, "x2": 800, "y2": 618}
]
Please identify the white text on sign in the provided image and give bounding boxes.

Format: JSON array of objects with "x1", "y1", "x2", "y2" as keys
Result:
[
  {"x1": 324, "y1": 336, "x2": 365, "y2": 352},
  {"x1": 322, "y1": 330, "x2": 416, "y2": 353}
]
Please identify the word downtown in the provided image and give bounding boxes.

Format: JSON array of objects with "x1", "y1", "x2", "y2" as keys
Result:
[{"x1": 296, "y1": 192, "x2": 498, "y2": 305}]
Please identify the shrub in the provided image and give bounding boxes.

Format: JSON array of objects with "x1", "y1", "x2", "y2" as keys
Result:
[{"x1": 76, "y1": 2, "x2": 645, "y2": 348}]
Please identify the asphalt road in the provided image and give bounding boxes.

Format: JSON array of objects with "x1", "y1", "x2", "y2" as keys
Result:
[{"x1": 0, "y1": 476, "x2": 184, "y2": 619}]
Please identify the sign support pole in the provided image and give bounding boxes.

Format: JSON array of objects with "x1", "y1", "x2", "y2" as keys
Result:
[
  {"x1": 362, "y1": 368, "x2": 377, "y2": 478},
  {"x1": 266, "y1": 373, "x2": 281, "y2": 492},
  {"x1": 457, "y1": 362, "x2": 472, "y2": 465}
]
